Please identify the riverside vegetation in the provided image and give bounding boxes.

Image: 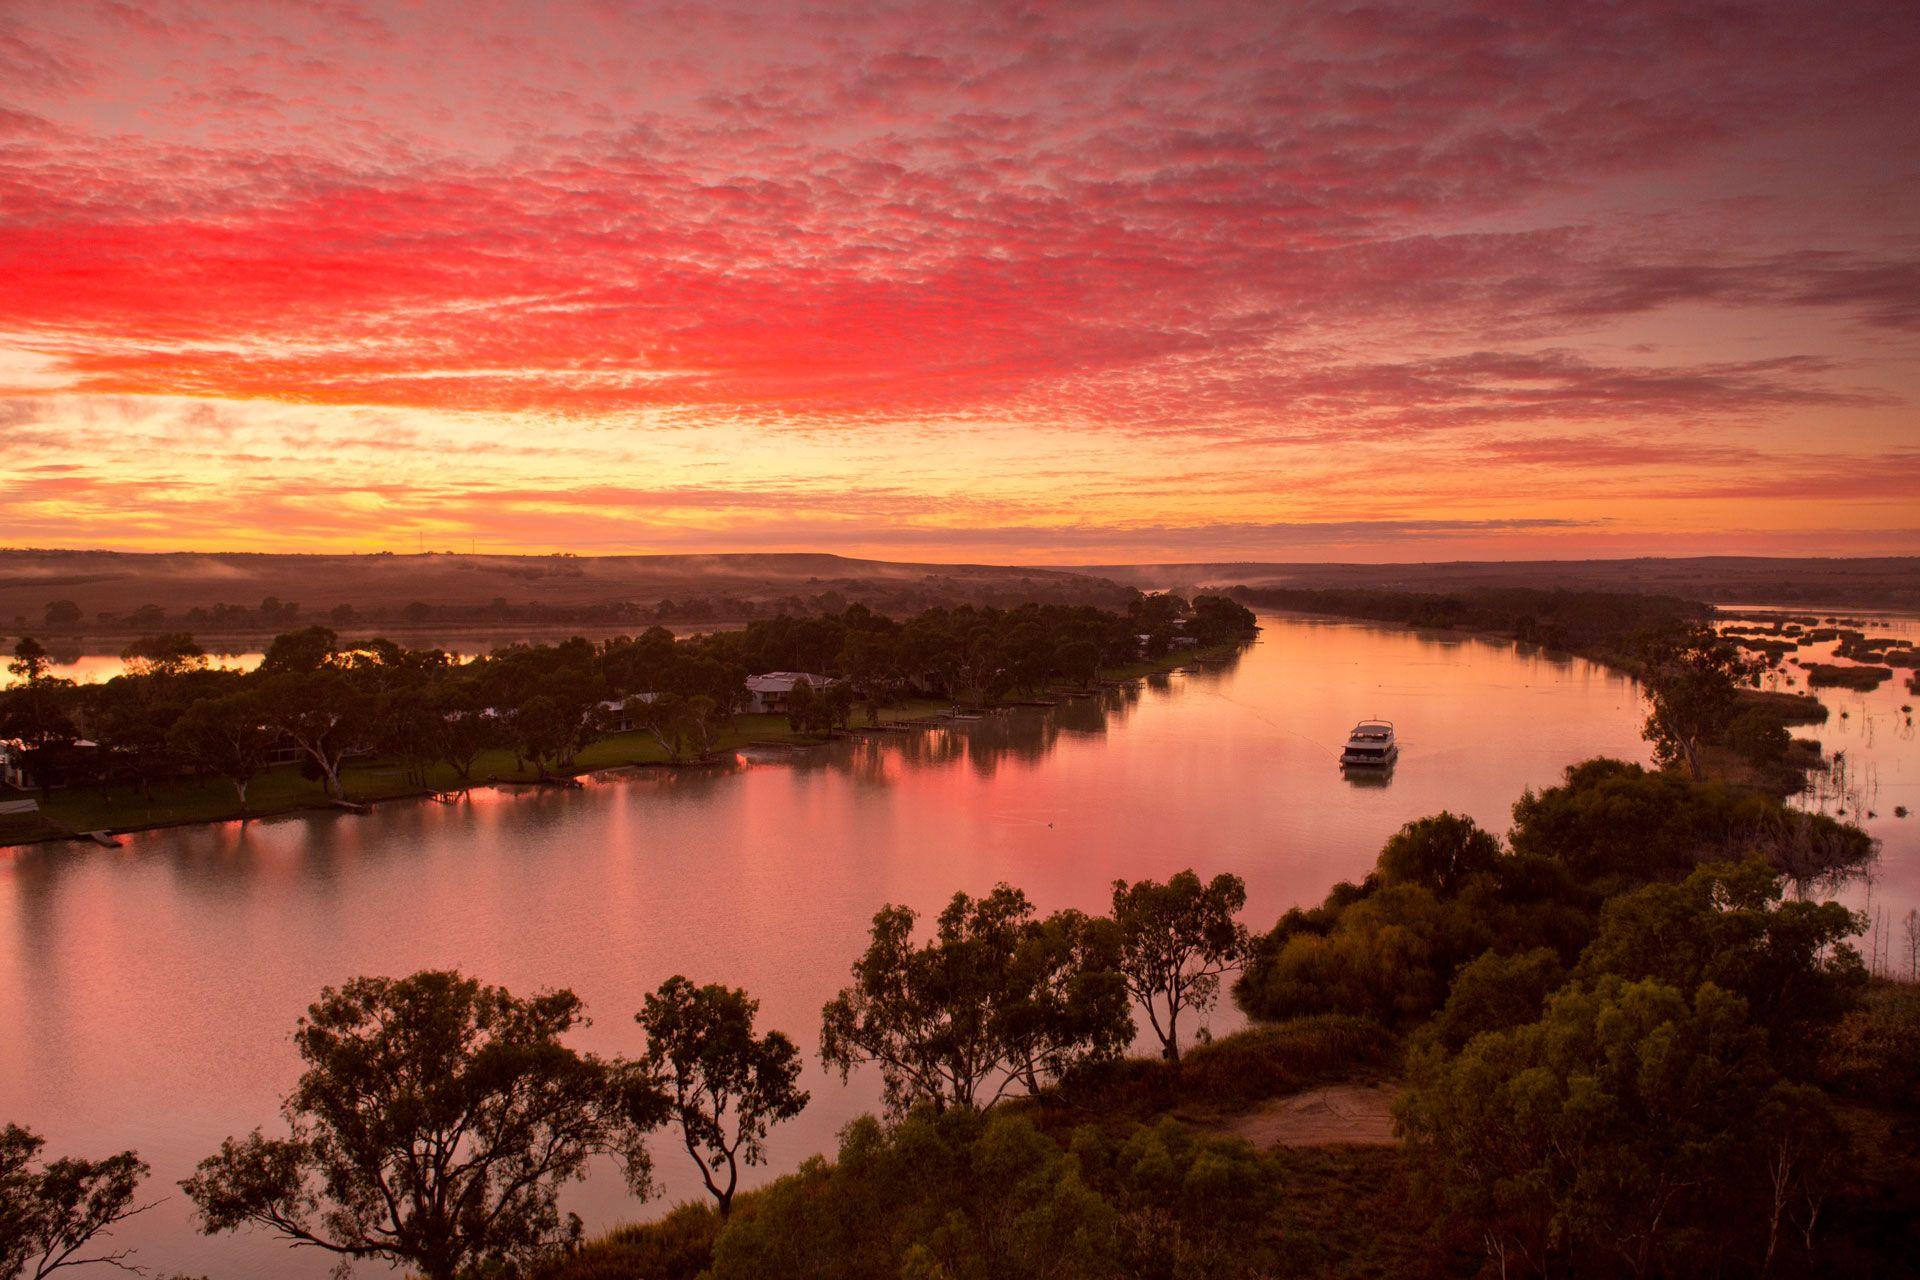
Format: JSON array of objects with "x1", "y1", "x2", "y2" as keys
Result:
[
  {"x1": 7, "y1": 765, "x2": 1905, "y2": 1280},
  {"x1": 9, "y1": 599, "x2": 1917, "y2": 1279},
  {"x1": 7, "y1": 627, "x2": 1915, "y2": 1280},
  {"x1": 0, "y1": 594, "x2": 1257, "y2": 842}
]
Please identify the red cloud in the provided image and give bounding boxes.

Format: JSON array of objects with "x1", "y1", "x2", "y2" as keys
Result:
[{"x1": 0, "y1": 0, "x2": 1916, "y2": 554}]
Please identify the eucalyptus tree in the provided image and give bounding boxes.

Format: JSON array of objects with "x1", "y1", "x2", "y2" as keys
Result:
[
  {"x1": 253, "y1": 668, "x2": 375, "y2": 800},
  {"x1": 821, "y1": 885, "x2": 1131, "y2": 1113},
  {"x1": 0, "y1": 1124, "x2": 150, "y2": 1280},
  {"x1": 1110, "y1": 870, "x2": 1249, "y2": 1063},
  {"x1": 636, "y1": 976, "x2": 809, "y2": 1217},
  {"x1": 169, "y1": 692, "x2": 273, "y2": 810},
  {"x1": 184, "y1": 970, "x2": 665, "y2": 1280}
]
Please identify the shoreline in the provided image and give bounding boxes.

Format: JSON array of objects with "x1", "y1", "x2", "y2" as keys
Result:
[
  {"x1": 1248, "y1": 606, "x2": 1834, "y2": 797},
  {"x1": 0, "y1": 645, "x2": 1245, "y2": 851}
]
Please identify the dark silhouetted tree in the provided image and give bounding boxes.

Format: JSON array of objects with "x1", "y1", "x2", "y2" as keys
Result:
[
  {"x1": 1110, "y1": 870, "x2": 1248, "y2": 1062},
  {"x1": 821, "y1": 886, "x2": 1130, "y2": 1112},
  {"x1": 0, "y1": 1124, "x2": 150, "y2": 1280},
  {"x1": 183, "y1": 971, "x2": 664, "y2": 1280},
  {"x1": 636, "y1": 977, "x2": 808, "y2": 1217}
]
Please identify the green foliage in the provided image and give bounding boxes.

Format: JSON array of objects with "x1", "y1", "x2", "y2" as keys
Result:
[
  {"x1": 5, "y1": 638, "x2": 51, "y2": 685},
  {"x1": 1418, "y1": 947, "x2": 1564, "y2": 1056},
  {"x1": 820, "y1": 886, "x2": 1133, "y2": 1113},
  {"x1": 636, "y1": 977, "x2": 809, "y2": 1216},
  {"x1": 1046, "y1": 1014, "x2": 1398, "y2": 1129},
  {"x1": 1512, "y1": 758, "x2": 1876, "y2": 895},
  {"x1": 1725, "y1": 705, "x2": 1792, "y2": 765},
  {"x1": 1399, "y1": 977, "x2": 1837, "y2": 1279},
  {"x1": 167, "y1": 693, "x2": 272, "y2": 807},
  {"x1": 1181, "y1": 595, "x2": 1259, "y2": 647},
  {"x1": 0, "y1": 1125, "x2": 149, "y2": 1280},
  {"x1": 1236, "y1": 814, "x2": 1586, "y2": 1027},
  {"x1": 1818, "y1": 980, "x2": 1920, "y2": 1101},
  {"x1": 1235, "y1": 882, "x2": 1473, "y2": 1026},
  {"x1": 1376, "y1": 812, "x2": 1502, "y2": 894},
  {"x1": 531, "y1": 1204, "x2": 721, "y2": 1280},
  {"x1": 1511, "y1": 758, "x2": 1764, "y2": 886},
  {"x1": 705, "y1": 1106, "x2": 1280, "y2": 1280},
  {"x1": 1574, "y1": 861, "x2": 1865, "y2": 1075},
  {"x1": 184, "y1": 971, "x2": 665, "y2": 1280},
  {"x1": 1224, "y1": 585, "x2": 1704, "y2": 661},
  {"x1": 1640, "y1": 629, "x2": 1757, "y2": 779},
  {"x1": 117, "y1": 632, "x2": 207, "y2": 679},
  {"x1": 1109, "y1": 870, "x2": 1248, "y2": 1062}
]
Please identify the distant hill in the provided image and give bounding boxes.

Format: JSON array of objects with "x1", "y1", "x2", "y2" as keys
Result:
[
  {"x1": 0, "y1": 550, "x2": 1135, "y2": 635},
  {"x1": 1072, "y1": 557, "x2": 1920, "y2": 611}
]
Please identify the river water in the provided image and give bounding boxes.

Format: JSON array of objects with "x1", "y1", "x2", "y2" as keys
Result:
[{"x1": 1, "y1": 611, "x2": 1911, "y2": 1279}]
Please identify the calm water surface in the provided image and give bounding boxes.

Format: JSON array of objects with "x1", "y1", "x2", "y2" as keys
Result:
[{"x1": 2, "y1": 611, "x2": 1911, "y2": 1279}]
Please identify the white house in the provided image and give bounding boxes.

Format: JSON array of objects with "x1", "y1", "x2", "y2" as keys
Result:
[{"x1": 744, "y1": 672, "x2": 838, "y2": 715}]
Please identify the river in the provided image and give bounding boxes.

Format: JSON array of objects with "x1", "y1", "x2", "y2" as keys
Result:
[{"x1": 1, "y1": 610, "x2": 1912, "y2": 1279}]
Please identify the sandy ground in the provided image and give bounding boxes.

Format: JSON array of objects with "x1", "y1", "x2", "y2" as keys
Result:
[{"x1": 1223, "y1": 1084, "x2": 1402, "y2": 1147}]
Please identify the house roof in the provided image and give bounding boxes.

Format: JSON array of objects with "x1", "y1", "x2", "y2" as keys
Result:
[{"x1": 746, "y1": 672, "x2": 829, "y2": 693}]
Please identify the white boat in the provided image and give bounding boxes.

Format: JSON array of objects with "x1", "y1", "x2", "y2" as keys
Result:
[{"x1": 1339, "y1": 720, "x2": 1398, "y2": 768}]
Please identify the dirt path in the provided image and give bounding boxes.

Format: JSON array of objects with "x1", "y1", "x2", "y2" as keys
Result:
[{"x1": 1223, "y1": 1083, "x2": 1402, "y2": 1147}]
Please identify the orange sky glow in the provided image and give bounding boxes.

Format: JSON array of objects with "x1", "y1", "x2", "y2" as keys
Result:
[{"x1": 1, "y1": 0, "x2": 1916, "y2": 563}]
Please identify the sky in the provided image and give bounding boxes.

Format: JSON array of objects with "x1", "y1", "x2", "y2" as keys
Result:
[{"x1": 1, "y1": 0, "x2": 1917, "y2": 563}]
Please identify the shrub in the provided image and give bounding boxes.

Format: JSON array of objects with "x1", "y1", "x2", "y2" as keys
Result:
[
  {"x1": 1418, "y1": 947, "x2": 1565, "y2": 1056},
  {"x1": 531, "y1": 1203, "x2": 720, "y2": 1280}
]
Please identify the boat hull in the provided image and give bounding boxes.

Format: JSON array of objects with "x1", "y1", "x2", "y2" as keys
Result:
[{"x1": 1340, "y1": 747, "x2": 1398, "y2": 768}]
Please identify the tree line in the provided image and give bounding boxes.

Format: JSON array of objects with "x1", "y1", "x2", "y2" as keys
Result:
[
  {"x1": 16, "y1": 570, "x2": 1141, "y2": 637},
  {"x1": 0, "y1": 596, "x2": 1258, "y2": 805},
  {"x1": 0, "y1": 865, "x2": 1252, "y2": 1280}
]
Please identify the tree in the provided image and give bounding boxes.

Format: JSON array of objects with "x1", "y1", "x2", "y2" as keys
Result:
[
  {"x1": 1398, "y1": 976, "x2": 1837, "y2": 1279},
  {"x1": 0, "y1": 1124, "x2": 150, "y2": 1280},
  {"x1": 183, "y1": 971, "x2": 664, "y2": 1280},
  {"x1": 636, "y1": 977, "x2": 809, "y2": 1217},
  {"x1": 0, "y1": 681, "x2": 79, "y2": 797},
  {"x1": 784, "y1": 679, "x2": 816, "y2": 734},
  {"x1": 704, "y1": 1108, "x2": 1118, "y2": 1280},
  {"x1": 821, "y1": 886, "x2": 1131, "y2": 1113},
  {"x1": 1726, "y1": 706, "x2": 1791, "y2": 766},
  {"x1": 435, "y1": 687, "x2": 504, "y2": 789},
  {"x1": 1055, "y1": 639, "x2": 1101, "y2": 690},
  {"x1": 256, "y1": 625, "x2": 338, "y2": 677},
  {"x1": 1574, "y1": 860, "x2": 1865, "y2": 1075},
  {"x1": 6, "y1": 639, "x2": 50, "y2": 686},
  {"x1": 1641, "y1": 630, "x2": 1754, "y2": 780},
  {"x1": 118, "y1": 632, "x2": 207, "y2": 681},
  {"x1": 821, "y1": 682, "x2": 855, "y2": 733},
  {"x1": 42, "y1": 601, "x2": 81, "y2": 629},
  {"x1": 1419, "y1": 947, "x2": 1565, "y2": 1056},
  {"x1": 1184, "y1": 594, "x2": 1258, "y2": 646},
  {"x1": 1376, "y1": 811, "x2": 1503, "y2": 894},
  {"x1": 253, "y1": 669, "x2": 374, "y2": 800},
  {"x1": 168, "y1": 694, "x2": 273, "y2": 810},
  {"x1": 1109, "y1": 870, "x2": 1249, "y2": 1063}
]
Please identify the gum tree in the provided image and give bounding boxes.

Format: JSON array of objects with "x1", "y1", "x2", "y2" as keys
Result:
[
  {"x1": 636, "y1": 977, "x2": 809, "y2": 1217},
  {"x1": 184, "y1": 970, "x2": 665, "y2": 1280},
  {"x1": 821, "y1": 886, "x2": 1130, "y2": 1112},
  {"x1": 1109, "y1": 870, "x2": 1249, "y2": 1062}
]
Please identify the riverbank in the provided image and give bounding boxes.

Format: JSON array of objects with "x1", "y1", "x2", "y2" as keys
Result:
[
  {"x1": 1246, "y1": 602, "x2": 1838, "y2": 798},
  {"x1": 0, "y1": 646, "x2": 1243, "y2": 849}
]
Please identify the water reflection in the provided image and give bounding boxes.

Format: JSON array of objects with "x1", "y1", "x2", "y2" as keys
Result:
[{"x1": 8, "y1": 613, "x2": 1905, "y2": 1280}]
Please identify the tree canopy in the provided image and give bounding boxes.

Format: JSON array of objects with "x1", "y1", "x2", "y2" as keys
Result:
[
  {"x1": 183, "y1": 970, "x2": 664, "y2": 1280},
  {"x1": 637, "y1": 977, "x2": 809, "y2": 1217},
  {"x1": 820, "y1": 886, "x2": 1132, "y2": 1112}
]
